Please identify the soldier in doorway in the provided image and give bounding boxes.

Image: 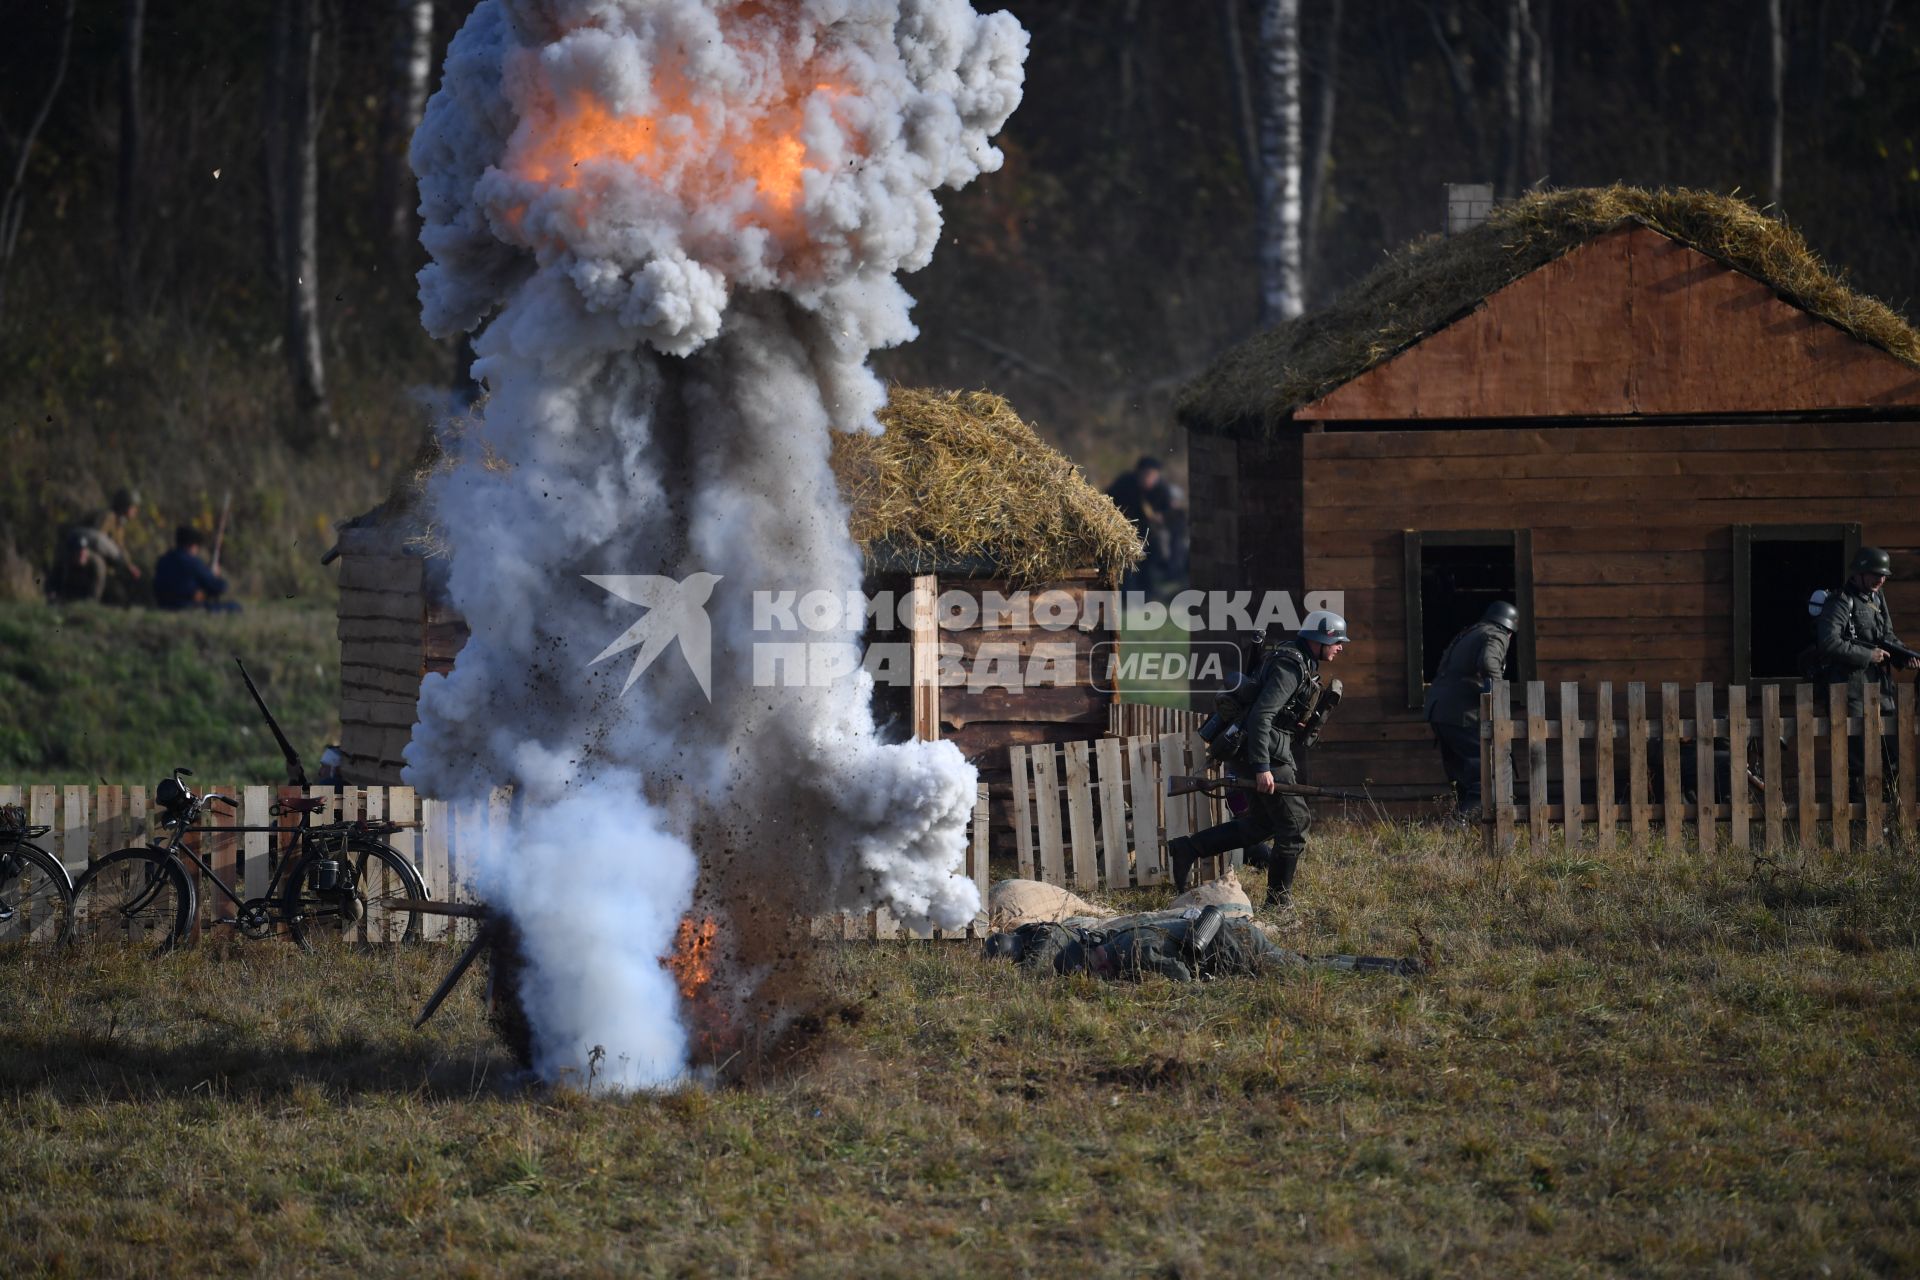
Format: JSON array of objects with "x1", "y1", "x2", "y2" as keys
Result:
[
  {"x1": 1423, "y1": 601, "x2": 1518, "y2": 821},
  {"x1": 1812, "y1": 547, "x2": 1917, "y2": 797},
  {"x1": 1167, "y1": 610, "x2": 1349, "y2": 912}
]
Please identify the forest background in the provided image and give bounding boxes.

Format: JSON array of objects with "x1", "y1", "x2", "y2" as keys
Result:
[{"x1": 1, "y1": 0, "x2": 1915, "y2": 606}]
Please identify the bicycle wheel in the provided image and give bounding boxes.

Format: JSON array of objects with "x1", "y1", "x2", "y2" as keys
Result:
[
  {"x1": 0, "y1": 840, "x2": 75, "y2": 945},
  {"x1": 282, "y1": 837, "x2": 426, "y2": 950},
  {"x1": 71, "y1": 848, "x2": 195, "y2": 953}
]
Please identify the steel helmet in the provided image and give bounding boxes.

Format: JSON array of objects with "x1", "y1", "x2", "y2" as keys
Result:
[
  {"x1": 1482, "y1": 601, "x2": 1519, "y2": 633},
  {"x1": 1852, "y1": 546, "x2": 1893, "y2": 578},
  {"x1": 1299, "y1": 610, "x2": 1351, "y2": 645}
]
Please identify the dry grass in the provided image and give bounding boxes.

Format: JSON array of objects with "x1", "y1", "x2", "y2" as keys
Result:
[
  {"x1": 1179, "y1": 184, "x2": 1920, "y2": 434},
  {"x1": 4, "y1": 823, "x2": 1918, "y2": 1277}
]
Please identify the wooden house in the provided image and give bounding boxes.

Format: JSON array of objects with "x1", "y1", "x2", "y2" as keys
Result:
[
  {"x1": 1178, "y1": 186, "x2": 1920, "y2": 792},
  {"x1": 327, "y1": 387, "x2": 1140, "y2": 849}
]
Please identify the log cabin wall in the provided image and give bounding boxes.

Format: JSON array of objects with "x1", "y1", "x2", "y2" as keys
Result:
[
  {"x1": 334, "y1": 526, "x2": 428, "y2": 785},
  {"x1": 1298, "y1": 418, "x2": 1920, "y2": 790}
]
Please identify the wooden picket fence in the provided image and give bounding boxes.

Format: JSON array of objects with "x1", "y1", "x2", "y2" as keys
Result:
[
  {"x1": 1480, "y1": 678, "x2": 1920, "y2": 853},
  {"x1": 1, "y1": 782, "x2": 991, "y2": 943},
  {"x1": 1108, "y1": 702, "x2": 1206, "y2": 740},
  {"x1": 1008, "y1": 731, "x2": 1246, "y2": 891}
]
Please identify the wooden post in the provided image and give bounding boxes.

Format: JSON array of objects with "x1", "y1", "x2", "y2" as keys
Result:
[
  {"x1": 243, "y1": 785, "x2": 272, "y2": 902},
  {"x1": 1828, "y1": 682, "x2": 1850, "y2": 853},
  {"x1": 1479, "y1": 692, "x2": 1494, "y2": 854},
  {"x1": 1863, "y1": 695, "x2": 1885, "y2": 847},
  {"x1": 1559, "y1": 682, "x2": 1582, "y2": 846},
  {"x1": 387, "y1": 785, "x2": 418, "y2": 903},
  {"x1": 1158, "y1": 733, "x2": 1193, "y2": 874},
  {"x1": 1061, "y1": 741, "x2": 1097, "y2": 891},
  {"x1": 422, "y1": 799, "x2": 451, "y2": 937},
  {"x1": 1899, "y1": 684, "x2": 1917, "y2": 844},
  {"x1": 1761, "y1": 685, "x2": 1783, "y2": 852},
  {"x1": 1526, "y1": 682, "x2": 1548, "y2": 850},
  {"x1": 1491, "y1": 679, "x2": 1516, "y2": 854},
  {"x1": 971, "y1": 783, "x2": 990, "y2": 937},
  {"x1": 1031, "y1": 743, "x2": 1065, "y2": 886},
  {"x1": 909, "y1": 573, "x2": 940, "y2": 742},
  {"x1": 1661, "y1": 684, "x2": 1684, "y2": 852},
  {"x1": 1627, "y1": 684, "x2": 1650, "y2": 852},
  {"x1": 1128, "y1": 735, "x2": 1164, "y2": 884},
  {"x1": 1008, "y1": 745, "x2": 1035, "y2": 880},
  {"x1": 1795, "y1": 685, "x2": 1817, "y2": 847},
  {"x1": 1095, "y1": 737, "x2": 1129, "y2": 887},
  {"x1": 61, "y1": 785, "x2": 88, "y2": 880},
  {"x1": 1728, "y1": 688, "x2": 1750, "y2": 851},
  {"x1": 1594, "y1": 682, "x2": 1615, "y2": 852},
  {"x1": 1694, "y1": 683, "x2": 1716, "y2": 855}
]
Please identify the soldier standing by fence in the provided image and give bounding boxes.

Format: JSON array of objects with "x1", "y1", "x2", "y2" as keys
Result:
[
  {"x1": 1423, "y1": 601, "x2": 1518, "y2": 822},
  {"x1": 1813, "y1": 547, "x2": 1917, "y2": 798}
]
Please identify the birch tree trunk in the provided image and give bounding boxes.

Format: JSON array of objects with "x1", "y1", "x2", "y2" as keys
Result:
[
  {"x1": 1257, "y1": 0, "x2": 1304, "y2": 326},
  {"x1": 382, "y1": 0, "x2": 435, "y2": 259},
  {"x1": 117, "y1": 0, "x2": 147, "y2": 316},
  {"x1": 1502, "y1": 0, "x2": 1549, "y2": 195},
  {"x1": 1522, "y1": 0, "x2": 1550, "y2": 187},
  {"x1": 282, "y1": 0, "x2": 334, "y2": 437},
  {"x1": 1767, "y1": 0, "x2": 1786, "y2": 209}
]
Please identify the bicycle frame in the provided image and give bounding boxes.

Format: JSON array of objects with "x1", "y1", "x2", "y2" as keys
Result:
[{"x1": 153, "y1": 798, "x2": 412, "y2": 921}]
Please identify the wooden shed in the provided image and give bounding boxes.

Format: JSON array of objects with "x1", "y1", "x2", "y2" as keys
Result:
[
  {"x1": 328, "y1": 387, "x2": 1140, "y2": 848},
  {"x1": 1178, "y1": 186, "x2": 1920, "y2": 792}
]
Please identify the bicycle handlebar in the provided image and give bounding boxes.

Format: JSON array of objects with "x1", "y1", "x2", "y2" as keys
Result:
[{"x1": 203, "y1": 793, "x2": 236, "y2": 809}]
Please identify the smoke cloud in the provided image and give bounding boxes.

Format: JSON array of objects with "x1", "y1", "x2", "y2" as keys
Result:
[{"x1": 405, "y1": 0, "x2": 1027, "y2": 1087}]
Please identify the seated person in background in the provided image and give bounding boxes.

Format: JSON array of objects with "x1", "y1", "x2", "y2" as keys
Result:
[
  {"x1": 51, "y1": 487, "x2": 143, "y2": 603},
  {"x1": 153, "y1": 526, "x2": 238, "y2": 612}
]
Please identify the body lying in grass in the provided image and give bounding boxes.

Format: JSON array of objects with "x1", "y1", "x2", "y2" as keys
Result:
[{"x1": 984, "y1": 905, "x2": 1424, "y2": 981}]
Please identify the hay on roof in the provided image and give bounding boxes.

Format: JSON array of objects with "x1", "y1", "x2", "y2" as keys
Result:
[
  {"x1": 835, "y1": 387, "x2": 1142, "y2": 584},
  {"x1": 1178, "y1": 184, "x2": 1920, "y2": 434},
  {"x1": 346, "y1": 387, "x2": 1142, "y2": 584}
]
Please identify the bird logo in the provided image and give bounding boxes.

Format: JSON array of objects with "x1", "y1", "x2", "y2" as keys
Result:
[{"x1": 584, "y1": 572, "x2": 724, "y2": 699}]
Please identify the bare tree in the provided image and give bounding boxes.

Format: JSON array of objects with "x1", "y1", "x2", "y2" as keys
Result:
[
  {"x1": 1501, "y1": 0, "x2": 1550, "y2": 194},
  {"x1": 1302, "y1": 0, "x2": 1343, "y2": 302},
  {"x1": 381, "y1": 0, "x2": 436, "y2": 260},
  {"x1": 1767, "y1": 0, "x2": 1786, "y2": 209},
  {"x1": 1221, "y1": 0, "x2": 1261, "y2": 204},
  {"x1": 281, "y1": 0, "x2": 334, "y2": 437},
  {"x1": 118, "y1": 0, "x2": 147, "y2": 315},
  {"x1": 1425, "y1": 2, "x2": 1487, "y2": 176},
  {"x1": 0, "y1": 0, "x2": 78, "y2": 328},
  {"x1": 1258, "y1": 0, "x2": 1305, "y2": 325}
]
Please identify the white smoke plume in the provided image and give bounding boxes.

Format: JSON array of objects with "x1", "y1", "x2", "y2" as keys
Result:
[{"x1": 404, "y1": 0, "x2": 1027, "y2": 1088}]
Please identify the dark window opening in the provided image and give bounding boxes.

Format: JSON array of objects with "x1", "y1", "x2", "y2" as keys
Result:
[
  {"x1": 1403, "y1": 530, "x2": 1533, "y2": 710},
  {"x1": 1419, "y1": 545, "x2": 1518, "y2": 682},
  {"x1": 1734, "y1": 524, "x2": 1860, "y2": 684}
]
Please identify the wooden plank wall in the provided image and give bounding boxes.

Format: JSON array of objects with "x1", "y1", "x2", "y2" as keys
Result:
[
  {"x1": 335, "y1": 526, "x2": 430, "y2": 786},
  {"x1": 1299, "y1": 420, "x2": 1920, "y2": 791}
]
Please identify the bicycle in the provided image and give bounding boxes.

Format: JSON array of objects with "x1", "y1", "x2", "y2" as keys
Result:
[
  {"x1": 0, "y1": 804, "x2": 75, "y2": 944},
  {"x1": 69, "y1": 767, "x2": 427, "y2": 954}
]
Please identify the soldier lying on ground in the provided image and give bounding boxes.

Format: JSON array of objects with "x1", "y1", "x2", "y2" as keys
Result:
[{"x1": 983, "y1": 905, "x2": 1424, "y2": 982}]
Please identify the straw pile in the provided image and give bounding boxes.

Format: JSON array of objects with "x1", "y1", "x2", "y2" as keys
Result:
[
  {"x1": 835, "y1": 387, "x2": 1142, "y2": 584},
  {"x1": 352, "y1": 387, "x2": 1141, "y2": 585},
  {"x1": 1178, "y1": 184, "x2": 1920, "y2": 435}
]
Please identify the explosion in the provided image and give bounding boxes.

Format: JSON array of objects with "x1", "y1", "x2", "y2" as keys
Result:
[{"x1": 406, "y1": 0, "x2": 1026, "y2": 1088}]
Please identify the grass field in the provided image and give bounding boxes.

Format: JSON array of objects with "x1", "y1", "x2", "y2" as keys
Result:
[
  {"x1": 4, "y1": 825, "x2": 1919, "y2": 1276},
  {"x1": 0, "y1": 602, "x2": 339, "y2": 785}
]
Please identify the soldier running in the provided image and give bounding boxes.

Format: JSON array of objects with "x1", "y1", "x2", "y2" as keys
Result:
[
  {"x1": 1423, "y1": 601, "x2": 1518, "y2": 821},
  {"x1": 1167, "y1": 609, "x2": 1348, "y2": 912}
]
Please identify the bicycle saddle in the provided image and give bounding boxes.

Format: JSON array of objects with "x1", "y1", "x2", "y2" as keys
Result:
[{"x1": 277, "y1": 797, "x2": 331, "y2": 815}]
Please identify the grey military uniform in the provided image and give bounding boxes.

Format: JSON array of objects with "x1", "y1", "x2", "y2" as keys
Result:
[
  {"x1": 1816, "y1": 581, "x2": 1903, "y2": 799},
  {"x1": 1424, "y1": 621, "x2": 1512, "y2": 815}
]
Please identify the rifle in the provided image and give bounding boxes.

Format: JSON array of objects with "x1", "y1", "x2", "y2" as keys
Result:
[
  {"x1": 1880, "y1": 637, "x2": 1920, "y2": 669},
  {"x1": 235, "y1": 657, "x2": 309, "y2": 786},
  {"x1": 1167, "y1": 775, "x2": 1441, "y2": 804}
]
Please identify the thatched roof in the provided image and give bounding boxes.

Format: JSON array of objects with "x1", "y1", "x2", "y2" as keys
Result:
[
  {"x1": 838, "y1": 387, "x2": 1142, "y2": 583},
  {"x1": 338, "y1": 387, "x2": 1141, "y2": 585},
  {"x1": 1178, "y1": 185, "x2": 1920, "y2": 435}
]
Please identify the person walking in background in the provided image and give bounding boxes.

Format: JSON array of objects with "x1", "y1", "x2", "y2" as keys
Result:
[
  {"x1": 1105, "y1": 456, "x2": 1172, "y2": 594},
  {"x1": 1423, "y1": 601, "x2": 1517, "y2": 822},
  {"x1": 50, "y1": 488, "x2": 144, "y2": 603},
  {"x1": 153, "y1": 526, "x2": 238, "y2": 612}
]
